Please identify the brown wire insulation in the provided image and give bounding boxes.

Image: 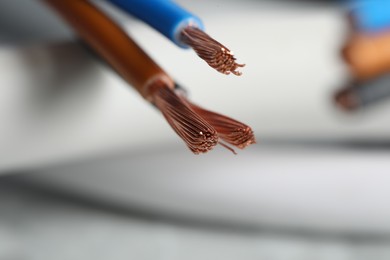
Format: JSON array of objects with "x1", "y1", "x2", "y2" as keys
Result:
[{"x1": 43, "y1": 0, "x2": 173, "y2": 100}]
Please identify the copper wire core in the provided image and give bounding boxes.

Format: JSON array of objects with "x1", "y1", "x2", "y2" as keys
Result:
[
  {"x1": 180, "y1": 27, "x2": 245, "y2": 76},
  {"x1": 153, "y1": 87, "x2": 218, "y2": 154},
  {"x1": 183, "y1": 98, "x2": 256, "y2": 151}
]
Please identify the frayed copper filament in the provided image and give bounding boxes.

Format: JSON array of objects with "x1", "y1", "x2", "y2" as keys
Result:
[
  {"x1": 185, "y1": 100, "x2": 256, "y2": 151},
  {"x1": 152, "y1": 86, "x2": 218, "y2": 154},
  {"x1": 180, "y1": 27, "x2": 245, "y2": 76}
]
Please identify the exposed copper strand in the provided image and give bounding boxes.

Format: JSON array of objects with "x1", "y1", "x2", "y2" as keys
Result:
[
  {"x1": 152, "y1": 86, "x2": 219, "y2": 154},
  {"x1": 182, "y1": 97, "x2": 256, "y2": 150},
  {"x1": 219, "y1": 141, "x2": 238, "y2": 155},
  {"x1": 180, "y1": 26, "x2": 245, "y2": 76}
]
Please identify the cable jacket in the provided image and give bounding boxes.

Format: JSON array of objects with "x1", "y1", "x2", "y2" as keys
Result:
[
  {"x1": 107, "y1": 0, "x2": 204, "y2": 48},
  {"x1": 43, "y1": 0, "x2": 174, "y2": 100}
]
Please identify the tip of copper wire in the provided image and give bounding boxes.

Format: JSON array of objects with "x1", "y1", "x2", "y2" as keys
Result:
[
  {"x1": 334, "y1": 87, "x2": 360, "y2": 111},
  {"x1": 180, "y1": 26, "x2": 245, "y2": 76},
  {"x1": 183, "y1": 98, "x2": 256, "y2": 153},
  {"x1": 152, "y1": 83, "x2": 255, "y2": 154},
  {"x1": 152, "y1": 86, "x2": 219, "y2": 154}
]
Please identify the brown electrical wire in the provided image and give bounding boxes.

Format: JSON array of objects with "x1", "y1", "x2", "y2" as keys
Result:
[
  {"x1": 180, "y1": 27, "x2": 245, "y2": 76},
  {"x1": 43, "y1": 0, "x2": 217, "y2": 154},
  {"x1": 43, "y1": 0, "x2": 254, "y2": 154},
  {"x1": 43, "y1": 0, "x2": 169, "y2": 100}
]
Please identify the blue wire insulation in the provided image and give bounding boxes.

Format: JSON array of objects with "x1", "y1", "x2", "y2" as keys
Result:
[
  {"x1": 107, "y1": 0, "x2": 204, "y2": 48},
  {"x1": 349, "y1": 0, "x2": 390, "y2": 33}
]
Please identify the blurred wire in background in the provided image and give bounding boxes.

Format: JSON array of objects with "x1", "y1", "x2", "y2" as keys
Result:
[{"x1": 336, "y1": 0, "x2": 390, "y2": 111}]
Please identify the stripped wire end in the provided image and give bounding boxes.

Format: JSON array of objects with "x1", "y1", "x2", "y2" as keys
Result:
[
  {"x1": 152, "y1": 86, "x2": 218, "y2": 154},
  {"x1": 180, "y1": 26, "x2": 245, "y2": 76},
  {"x1": 334, "y1": 86, "x2": 360, "y2": 111},
  {"x1": 183, "y1": 98, "x2": 256, "y2": 153}
]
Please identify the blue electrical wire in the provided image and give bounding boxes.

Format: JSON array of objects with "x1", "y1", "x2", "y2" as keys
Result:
[
  {"x1": 106, "y1": 0, "x2": 204, "y2": 48},
  {"x1": 350, "y1": 0, "x2": 390, "y2": 33},
  {"x1": 105, "y1": 0, "x2": 244, "y2": 76}
]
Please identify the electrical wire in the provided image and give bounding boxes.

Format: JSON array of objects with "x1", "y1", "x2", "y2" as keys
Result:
[
  {"x1": 106, "y1": 0, "x2": 244, "y2": 75},
  {"x1": 43, "y1": 0, "x2": 254, "y2": 154}
]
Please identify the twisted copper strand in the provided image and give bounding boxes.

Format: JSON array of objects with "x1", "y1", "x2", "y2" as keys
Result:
[
  {"x1": 182, "y1": 97, "x2": 255, "y2": 151},
  {"x1": 153, "y1": 87, "x2": 219, "y2": 154},
  {"x1": 180, "y1": 27, "x2": 245, "y2": 76}
]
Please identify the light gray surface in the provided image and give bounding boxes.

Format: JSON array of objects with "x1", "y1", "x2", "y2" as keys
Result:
[
  {"x1": 1, "y1": 181, "x2": 390, "y2": 260},
  {"x1": 22, "y1": 143, "x2": 390, "y2": 234}
]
